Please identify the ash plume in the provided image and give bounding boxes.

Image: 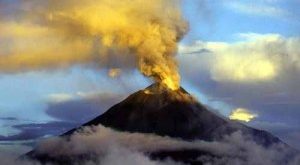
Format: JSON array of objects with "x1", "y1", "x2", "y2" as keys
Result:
[{"x1": 0, "y1": 0, "x2": 189, "y2": 90}]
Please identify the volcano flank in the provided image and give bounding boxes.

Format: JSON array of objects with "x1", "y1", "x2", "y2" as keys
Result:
[
  {"x1": 26, "y1": 84, "x2": 287, "y2": 164},
  {"x1": 65, "y1": 83, "x2": 280, "y2": 145}
]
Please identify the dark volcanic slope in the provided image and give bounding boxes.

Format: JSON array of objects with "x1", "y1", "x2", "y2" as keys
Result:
[
  {"x1": 64, "y1": 83, "x2": 280, "y2": 146},
  {"x1": 26, "y1": 83, "x2": 286, "y2": 165}
]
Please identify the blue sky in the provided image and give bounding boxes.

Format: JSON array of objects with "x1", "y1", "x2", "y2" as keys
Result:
[
  {"x1": 0, "y1": 0, "x2": 300, "y2": 154},
  {"x1": 182, "y1": 0, "x2": 300, "y2": 42}
]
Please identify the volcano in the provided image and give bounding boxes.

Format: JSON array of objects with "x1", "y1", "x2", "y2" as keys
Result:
[
  {"x1": 26, "y1": 84, "x2": 284, "y2": 164},
  {"x1": 64, "y1": 83, "x2": 280, "y2": 145}
]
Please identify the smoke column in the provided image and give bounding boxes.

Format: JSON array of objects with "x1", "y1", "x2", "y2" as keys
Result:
[{"x1": 0, "y1": 0, "x2": 188, "y2": 90}]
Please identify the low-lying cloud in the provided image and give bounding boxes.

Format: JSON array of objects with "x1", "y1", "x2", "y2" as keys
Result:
[
  {"x1": 0, "y1": 124, "x2": 300, "y2": 164},
  {"x1": 4, "y1": 124, "x2": 295, "y2": 165}
]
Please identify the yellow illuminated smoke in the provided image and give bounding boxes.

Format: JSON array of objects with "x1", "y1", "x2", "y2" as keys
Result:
[
  {"x1": 162, "y1": 76, "x2": 178, "y2": 90},
  {"x1": 0, "y1": 0, "x2": 188, "y2": 90},
  {"x1": 229, "y1": 108, "x2": 258, "y2": 122}
]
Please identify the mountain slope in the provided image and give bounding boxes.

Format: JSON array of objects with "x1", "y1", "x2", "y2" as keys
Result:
[
  {"x1": 65, "y1": 83, "x2": 280, "y2": 146},
  {"x1": 26, "y1": 83, "x2": 285, "y2": 164}
]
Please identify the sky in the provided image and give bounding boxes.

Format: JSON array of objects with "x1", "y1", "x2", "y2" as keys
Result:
[{"x1": 0, "y1": 0, "x2": 300, "y2": 155}]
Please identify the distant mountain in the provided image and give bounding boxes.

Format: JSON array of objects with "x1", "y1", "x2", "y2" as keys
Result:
[{"x1": 26, "y1": 83, "x2": 284, "y2": 164}]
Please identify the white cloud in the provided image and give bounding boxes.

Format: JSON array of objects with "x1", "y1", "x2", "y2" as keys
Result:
[
  {"x1": 1, "y1": 124, "x2": 300, "y2": 164},
  {"x1": 236, "y1": 32, "x2": 282, "y2": 41},
  {"x1": 224, "y1": 0, "x2": 289, "y2": 18},
  {"x1": 47, "y1": 93, "x2": 74, "y2": 103},
  {"x1": 33, "y1": 125, "x2": 300, "y2": 165},
  {"x1": 46, "y1": 90, "x2": 124, "y2": 104},
  {"x1": 179, "y1": 33, "x2": 300, "y2": 83}
]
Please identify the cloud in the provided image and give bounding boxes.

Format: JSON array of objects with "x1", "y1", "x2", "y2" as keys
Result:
[
  {"x1": 0, "y1": 143, "x2": 32, "y2": 157},
  {"x1": 47, "y1": 93, "x2": 74, "y2": 103},
  {"x1": 46, "y1": 90, "x2": 124, "y2": 104},
  {"x1": 0, "y1": 154, "x2": 39, "y2": 165},
  {"x1": 224, "y1": 0, "x2": 290, "y2": 18},
  {"x1": 0, "y1": 124, "x2": 299, "y2": 164},
  {"x1": 0, "y1": 149, "x2": 179, "y2": 165},
  {"x1": 229, "y1": 108, "x2": 258, "y2": 122},
  {"x1": 0, "y1": 91, "x2": 125, "y2": 143},
  {"x1": 180, "y1": 33, "x2": 300, "y2": 84},
  {"x1": 284, "y1": 131, "x2": 300, "y2": 150},
  {"x1": 250, "y1": 121, "x2": 300, "y2": 150},
  {"x1": 96, "y1": 148, "x2": 180, "y2": 165},
  {"x1": 0, "y1": 0, "x2": 188, "y2": 90},
  {"x1": 178, "y1": 33, "x2": 300, "y2": 149},
  {"x1": 0, "y1": 117, "x2": 18, "y2": 121},
  {"x1": 180, "y1": 33, "x2": 300, "y2": 83},
  {"x1": 0, "y1": 121, "x2": 77, "y2": 142},
  {"x1": 179, "y1": 33, "x2": 300, "y2": 102},
  {"x1": 29, "y1": 125, "x2": 300, "y2": 165},
  {"x1": 45, "y1": 92, "x2": 125, "y2": 123}
]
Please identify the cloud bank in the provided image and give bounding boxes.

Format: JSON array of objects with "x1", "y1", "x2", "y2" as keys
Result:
[{"x1": 25, "y1": 125, "x2": 300, "y2": 165}]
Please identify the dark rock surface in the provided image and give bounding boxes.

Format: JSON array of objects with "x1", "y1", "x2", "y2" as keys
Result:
[{"x1": 65, "y1": 83, "x2": 280, "y2": 145}]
